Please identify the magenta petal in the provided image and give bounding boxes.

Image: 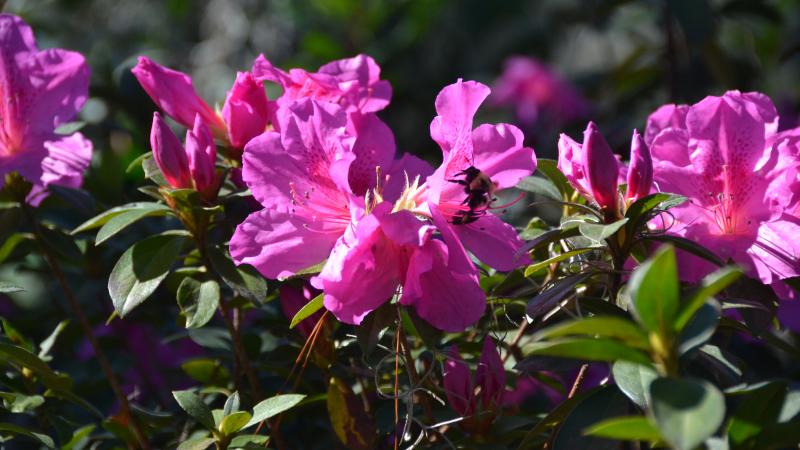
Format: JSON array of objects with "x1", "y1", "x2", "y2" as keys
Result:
[
  {"x1": 442, "y1": 346, "x2": 474, "y2": 417},
  {"x1": 382, "y1": 153, "x2": 435, "y2": 203},
  {"x1": 625, "y1": 129, "x2": 653, "y2": 202},
  {"x1": 221, "y1": 71, "x2": 269, "y2": 150},
  {"x1": 0, "y1": 14, "x2": 37, "y2": 55},
  {"x1": 24, "y1": 49, "x2": 90, "y2": 132},
  {"x1": 557, "y1": 132, "x2": 591, "y2": 198},
  {"x1": 318, "y1": 54, "x2": 392, "y2": 113},
  {"x1": 316, "y1": 209, "x2": 404, "y2": 325},
  {"x1": 471, "y1": 123, "x2": 537, "y2": 189},
  {"x1": 476, "y1": 337, "x2": 506, "y2": 410},
  {"x1": 346, "y1": 112, "x2": 397, "y2": 196},
  {"x1": 430, "y1": 79, "x2": 491, "y2": 160},
  {"x1": 644, "y1": 103, "x2": 689, "y2": 146},
  {"x1": 453, "y1": 213, "x2": 530, "y2": 271},
  {"x1": 185, "y1": 115, "x2": 218, "y2": 199},
  {"x1": 582, "y1": 122, "x2": 619, "y2": 211},
  {"x1": 26, "y1": 132, "x2": 92, "y2": 206},
  {"x1": 150, "y1": 112, "x2": 191, "y2": 189},
  {"x1": 132, "y1": 56, "x2": 225, "y2": 136},
  {"x1": 748, "y1": 217, "x2": 800, "y2": 284},
  {"x1": 401, "y1": 239, "x2": 486, "y2": 332},
  {"x1": 230, "y1": 208, "x2": 341, "y2": 280}
]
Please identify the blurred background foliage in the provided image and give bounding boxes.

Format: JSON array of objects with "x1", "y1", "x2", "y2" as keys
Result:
[{"x1": 2, "y1": 0, "x2": 800, "y2": 447}]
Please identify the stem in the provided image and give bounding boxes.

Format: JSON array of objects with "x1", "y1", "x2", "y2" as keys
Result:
[
  {"x1": 23, "y1": 206, "x2": 150, "y2": 449},
  {"x1": 397, "y1": 323, "x2": 434, "y2": 424}
]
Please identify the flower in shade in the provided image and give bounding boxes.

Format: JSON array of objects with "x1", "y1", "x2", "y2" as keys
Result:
[
  {"x1": 646, "y1": 91, "x2": 800, "y2": 284},
  {"x1": 491, "y1": 56, "x2": 588, "y2": 128},
  {"x1": 252, "y1": 54, "x2": 391, "y2": 115},
  {"x1": 0, "y1": 14, "x2": 92, "y2": 205},
  {"x1": 150, "y1": 113, "x2": 220, "y2": 201},
  {"x1": 426, "y1": 79, "x2": 537, "y2": 273},
  {"x1": 443, "y1": 338, "x2": 506, "y2": 431},
  {"x1": 132, "y1": 57, "x2": 269, "y2": 154}
]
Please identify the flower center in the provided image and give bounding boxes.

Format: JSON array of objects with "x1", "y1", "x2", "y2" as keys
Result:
[{"x1": 288, "y1": 181, "x2": 352, "y2": 233}]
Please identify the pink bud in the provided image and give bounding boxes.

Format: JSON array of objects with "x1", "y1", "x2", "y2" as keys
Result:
[
  {"x1": 476, "y1": 337, "x2": 505, "y2": 411},
  {"x1": 150, "y1": 112, "x2": 191, "y2": 189},
  {"x1": 443, "y1": 346, "x2": 474, "y2": 416},
  {"x1": 185, "y1": 115, "x2": 218, "y2": 200},
  {"x1": 625, "y1": 129, "x2": 653, "y2": 203},
  {"x1": 221, "y1": 72, "x2": 270, "y2": 151},
  {"x1": 582, "y1": 122, "x2": 619, "y2": 211},
  {"x1": 132, "y1": 57, "x2": 226, "y2": 137}
]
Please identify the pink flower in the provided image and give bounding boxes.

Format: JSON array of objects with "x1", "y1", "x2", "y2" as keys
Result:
[
  {"x1": 252, "y1": 54, "x2": 391, "y2": 114},
  {"x1": 150, "y1": 113, "x2": 220, "y2": 201},
  {"x1": 443, "y1": 338, "x2": 506, "y2": 421},
  {"x1": 491, "y1": 56, "x2": 588, "y2": 128},
  {"x1": 625, "y1": 129, "x2": 653, "y2": 203},
  {"x1": 647, "y1": 91, "x2": 800, "y2": 284},
  {"x1": 558, "y1": 122, "x2": 621, "y2": 213},
  {"x1": 132, "y1": 57, "x2": 269, "y2": 153},
  {"x1": 230, "y1": 99, "x2": 358, "y2": 280},
  {"x1": 0, "y1": 14, "x2": 92, "y2": 205},
  {"x1": 426, "y1": 80, "x2": 537, "y2": 272}
]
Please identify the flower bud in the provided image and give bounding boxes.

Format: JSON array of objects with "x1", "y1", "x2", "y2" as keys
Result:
[
  {"x1": 625, "y1": 129, "x2": 653, "y2": 203},
  {"x1": 443, "y1": 346, "x2": 474, "y2": 417},
  {"x1": 221, "y1": 72, "x2": 270, "y2": 151},
  {"x1": 133, "y1": 57, "x2": 226, "y2": 137},
  {"x1": 185, "y1": 115, "x2": 218, "y2": 200},
  {"x1": 150, "y1": 112, "x2": 191, "y2": 189},
  {"x1": 476, "y1": 337, "x2": 505, "y2": 411},
  {"x1": 582, "y1": 122, "x2": 619, "y2": 212}
]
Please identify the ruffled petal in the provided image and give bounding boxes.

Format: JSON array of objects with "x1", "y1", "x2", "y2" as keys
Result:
[
  {"x1": 453, "y1": 213, "x2": 530, "y2": 271},
  {"x1": 644, "y1": 103, "x2": 689, "y2": 146},
  {"x1": 471, "y1": 123, "x2": 537, "y2": 189},
  {"x1": 430, "y1": 80, "x2": 490, "y2": 173},
  {"x1": 346, "y1": 112, "x2": 396, "y2": 196},
  {"x1": 26, "y1": 132, "x2": 92, "y2": 205}
]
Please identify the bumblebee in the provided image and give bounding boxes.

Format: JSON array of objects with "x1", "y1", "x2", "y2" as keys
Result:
[{"x1": 448, "y1": 166, "x2": 496, "y2": 224}]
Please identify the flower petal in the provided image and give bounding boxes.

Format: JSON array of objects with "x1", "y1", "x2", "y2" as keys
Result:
[
  {"x1": 476, "y1": 337, "x2": 506, "y2": 410},
  {"x1": 442, "y1": 346, "x2": 474, "y2": 417},
  {"x1": 453, "y1": 213, "x2": 530, "y2": 271},
  {"x1": 26, "y1": 132, "x2": 92, "y2": 205},
  {"x1": 346, "y1": 112, "x2": 396, "y2": 196},
  {"x1": 471, "y1": 123, "x2": 537, "y2": 189}
]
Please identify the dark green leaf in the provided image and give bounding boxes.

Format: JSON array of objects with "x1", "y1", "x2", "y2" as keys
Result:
[
  {"x1": 650, "y1": 378, "x2": 725, "y2": 450},
  {"x1": 524, "y1": 248, "x2": 593, "y2": 277},
  {"x1": 173, "y1": 390, "x2": 215, "y2": 430},
  {"x1": 522, "y1": 338, "x2": 652, "y2": 365},
  {"x1": 612, "y1": 361, "x2": 658, "y2": 408},
  {"x1": 181, "y1": 358, "x2": 231, "y2": 386},
  {"x1": 728, "y1": 381, "x2": 787, "y2": 449},
  {"x1": 0, "y1": 422, "x2": 54, "y2": 448},
  {"x1": 624, "y1": 193, "x2": 686, "y2": 229},
  {"x1": 675, "y1": 266, "x2": 741, "y2": 331},
  {"x1": 108, "y1": 232, "x2": 186, "y2": 316},
  {"x1": 229, "y1": 434, "x2": 268, "y2": 448},
  {"x1": 245, "y1": 394, "x2": 306, "y2": 428},
  {"x1": 642, "y1": 234, "x2": 724, "y2": 266},
  {"x1": 94, "y1": 206, "x2": 172, "y2": 245},
  {"x1": 290, "y1": 294, "x2": 324, "y2": 329},
  {"x1": 72, "y1": 202, "x2": 169, "y2": 234},
  {"x1": 0, "y1": 343, "x2": 71, "y2": 390},
  {"x1": 177, "y1": 278, "x2": 220, "y2": 329},
  {"x1": 61, "y1": 424, "x2": 96, "y2": 450},
  {"x1": 38, "y1": 225, "x2": 82, "y2": 262},
  {"x1": 534, "y1": 316, "x2": 649, "y2": 349},
  {"x1": 516, "y1": 388, "x2": 596, "y2": 450},
  {"x1": 629, "y1": 245, "x2": 679, "y2": 336},
  {"x1": 356, "y1": 303, "x2": 393, "y2": 357},
  {"x1": 517, "y1": 175, "x2": 562, "y2": 201},
  {"x1": 578, "y1": 218, "x2": 628, "y2": 243},
  {"x1": 678, "y1": 300, "x2": 720, "y2": 355},
  {"x1": 583, "y1": 416, "x2": 662, "y2": 442},
  {"x1": 527, "y1": 273, "x2": 593, "y2": 319},
  {"x1": 537, "y1": 159, "x2": 574, "y2": 198},
  {"x1": 208, "y1": 247, "x2": 267, "y2": 304},
  {"x1": 176, "y1": 437, "x2": 215, "y2": 450},
  {"x1": 552, "y1": 386, "x2": 629, "y2": 450}
]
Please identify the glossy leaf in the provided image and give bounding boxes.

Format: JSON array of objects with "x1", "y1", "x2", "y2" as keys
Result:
[
  {"x1": 173, "y1": 390, "x2": 215, "y2": 430},
  {"x1": 534, "y1": 316, "x2": 650, "y2": 349},
  {"x1": 523, "y1": 338, "x2": 652, "y2": 365},
  {"x1": 289, "y1": 293, "x2": 324, "y2": 329},
  {"x1": 612, "y1": 361, "x2": 658, "y2": 408},
  {"x1": 517, "y1": 175, "x2": 562, "y2": 201},
  {"x1": 94, "y1": 206, "x2": 171, "y2": 245},
  {"x1": 650, "y1": 378, "x2": 725, "y2": 450},
  {"x1": 177, "y1": 278, "x2": 220, "y2": 329},
  {"x1": 524, "y1": 248, "x2": 593, "y2": 277},
  {"x1": 583, "y1": 416, "x2": 662, "y2": 442},
  {"x1": 675, "y1": 266, "x2": 741, "y2": 331},
  {"x1": 208, "y1": 246, "x2": 267, "y2": 304},
  {"x1": 629, "y1": 245, "x2": 679, "y2": 336},
  {"x1": 72, "y1": 202, "x2": 170, "y2": 234},
  {"x1": 578, "y1": 218, "x2": 628, "y2": 243},
  {"x1": 245, "y1": 394, "x2": 306, "y2": 428},
  {"x1": 219, "y1": 411, "x2": 252, "y2": 436}
]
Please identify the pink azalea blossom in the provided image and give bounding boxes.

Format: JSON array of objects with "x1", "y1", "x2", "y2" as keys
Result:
[
  {"x1": 132, "y1": 57, "x2": 269, "y2": 153},
  {"x1": 0, "y1": 14, "x2": 92, "y2": 204},
  {"x1": 491, "y1": 56, "x2": 588, "y2": 128},
  {"x1": 229, "y1": 99, "x2": 358, "y2": 280},
  {"x1": 647, "y1": 91, "x2": 800, "y2": 284},
  {"x1": 558, "y1": 122, "x2": 620, "y2": 212},
  {"x1": 625, "y1": 130, "x2": 653, "y2": 203},
  {"x1": 442, "y1": 338, "x2": 506, "y2": 422},
  {"x1": 426, "y1": 80, "x2": 537, "y2": 272},
  {"x1": 252, "y1": 54, "x2": 391, "y2": 114},
  {"x1": 150, "y1": 113, "x2": 220, "y2": 201}
]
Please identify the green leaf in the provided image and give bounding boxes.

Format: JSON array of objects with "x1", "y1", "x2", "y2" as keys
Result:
[
  {"x1": 584, "y1": 416, "x2": 662, "y2": 442},
  {"x1": 176, "y1": 437, "x2": 216, "y2": 450},
  {"x1": 290, "y1": 294, "x2": 324, "y2": 329},
  {"x1": 0, "y1": 422, "x2": 54, "y2": 448},
  {"x1": 517, "y1": 175, "x2": 562, "y2": 201},
  {"x1": 355, "y1": 303, "x2": 393, "y2": 358},
  {"x1": 678, "y1": 300, "x2": 720, "y2": 355},
  {"x1": 142, "y1": 154, "x2": 169, "y2": 186},
  {"x1": 552, "y1": 386, "x2": 630, "y2": 450},
  {"x1": 629, "y1": 245, "x2": 679, "y2": 336},
  {"x1": 624, "y1": 193, "x2": 687, "y2": 229},
  {"x1": 0, "y1": 392, "x2": 44, "y2": 413},
  {"x1": 125, "y1": 152, "x2": 150, "y2": 174},
  {"x1": 650, "y1": 378, "x2": 725, "y2": 450},
  {"x1": 578, "y1": 218, "x2": 628, "y2": 243},
  {"x1": 38, "y1": 320, "x2": 69, "y2": 361},
  {"x1": 94, "y1": 207, "x2": 172, "y2": 245},
  {"x1": 537, "y1": 159, "x2": 574, "y2": 198},
  {"x1": 208, "y1": 247, "x2": 267, "y2": 304},
  {"x1": 0, "y1": 343, "x2": 71, "y2": 390},
  {"x1": 611, "y1": 361, "x2": 658, "y2": 408},
  {"x1": 534, "y1": 316, "x2": 650, "y2": 349},
  {"x1": 181, "y1": 358, "x2": 230, "y2": 386},
  {"x1": 219, "y1": 411, "x2": 252, "y2": 436},
  {"x1": 524, "y1": 248, "x2": 594, "y2": 277},
  {"x1": 61, "y1": 424, "x2": 96, "y2": 450},
  {"x1": 108, "y1": 232, "x2": 186, "y2": 316},
  {"x1": 245, "y1": 394, "x2": 306, "y2": 428},
  {"x1": 728, "y1": 381, "x2": 787, "y2": 449},
  {"x1": 173, "y1": 390, "x2": 215, "y2": 430},
  {"x1": 0, "y1": 282, "x2": 23, "y2": 293},
  {"x1": 177, "y1": 278, "x2": 220, "y2": 329},
  {"x1": 72, "y1": 202, "x2": 169, "y2": 234},
  {"x1": 675, "y1": 266, "x2": 741, "y2": 331},
  {"x1": 38, "y1": 225, "x2": 82, "y2": 262},
  {"x1": 643, "y1": 234, "x2": 724, "y2": 266},
  {"x1": 223, "y1": 391, "x2": 240, "y2": 416},
  {"x1": 229, "y1": 434, "x2": 268, "y2": 448},
  {"x1": 522, "y1": 338, "x2": 652, "y2": 365},
  {"x1": 527, "y1": 273, "x2": 593, "y2": 319},
  {"x1": 0, "y1": 233, "x2": 32, "y2": 264},
  {"x1": 515, "y1": 388, "x2": 596, "y2": 449}
]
